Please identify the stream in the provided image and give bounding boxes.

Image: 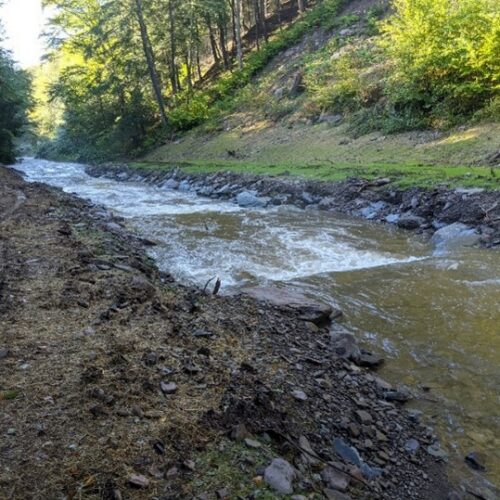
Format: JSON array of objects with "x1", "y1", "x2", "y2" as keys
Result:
[{"x1": 15, "y1": 158, "x2": 500, "y2": 494}]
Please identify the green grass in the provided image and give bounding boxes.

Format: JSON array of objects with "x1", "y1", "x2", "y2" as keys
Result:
[
  {"x1": 187, "y1": 437, "x2": 294, "y2": 499},
  {"x1": 129, "y1": 158, "x2": 499, "y2": 189}
]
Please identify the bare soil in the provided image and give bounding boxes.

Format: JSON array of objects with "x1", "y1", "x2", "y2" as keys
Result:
[{"x1": 1, "y1": 166, "x2": 454, "y2": 499}]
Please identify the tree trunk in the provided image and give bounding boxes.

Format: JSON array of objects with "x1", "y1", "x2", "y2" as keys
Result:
[
  {"x1": 168, "y1": 0, "x2": 178, "y2": 95},
  {"x1": 298, "y1": 0, "x2": 306, "y2": 13},
  {"x1": 206, "y1": 15, "x2": 221, "y2": 64},
  {"x1": 234, "y1": 0, "x2": 243, "y2": 69},
  {"x1": 217, "y1": 18, "x2": 230, "y2": 69},
  {"x1": 134, "y1": 0, "x2": 168, "y2": 127}
]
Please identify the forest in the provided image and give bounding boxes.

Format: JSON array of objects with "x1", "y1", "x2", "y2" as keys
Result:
[{"x1": 1, "y1": 0, "x2": 499, "y2": 163}]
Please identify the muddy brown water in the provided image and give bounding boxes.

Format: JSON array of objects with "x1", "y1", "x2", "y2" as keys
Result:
[{"x1": 16, "y1": 158, "x2": 500, "y2": 495}]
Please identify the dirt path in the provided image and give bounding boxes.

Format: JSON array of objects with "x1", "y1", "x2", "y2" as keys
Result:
[{"x1": 0, "y1": 166, "x2": 454, "y2": 499}]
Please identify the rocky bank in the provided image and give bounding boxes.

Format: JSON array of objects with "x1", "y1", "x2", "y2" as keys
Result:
[
  {"x1": 86, "y1": 164, "x2": 500, "y2": 250},
  {"x1": 0, "y1": 165, "x2": 468, "y2": 499}
]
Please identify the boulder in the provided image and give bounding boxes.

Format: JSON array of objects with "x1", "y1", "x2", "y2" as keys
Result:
[
  {"x1": 264, "y1": 458, "x2": 297, "y2": 495},
  {"x1": 242, "y1": 286, "x2": 334, "y2": 325},
  {"x1": 330, "y1": 333, "x2": 360, "y2": 361},
  {"x1": 235, "y1": 190, "x2": 269, "y2": 208},
  {"x1": 431, "y1": 222, "x2": 480, "y2": 249},
  {"x1": 162, "y1": 178, "x2": 179, "y2": 190}
]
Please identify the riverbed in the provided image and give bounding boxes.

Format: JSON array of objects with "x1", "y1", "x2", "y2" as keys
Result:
[{"x1": 15, "y1": 158, "x2": 500, "y2": 494}]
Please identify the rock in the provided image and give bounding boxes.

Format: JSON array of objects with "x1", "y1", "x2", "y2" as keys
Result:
[
  {"x1": 464, "y1": 452, "x2": 486, "y2": 471},
  {"x1": 397, "y1": 214, "x2": 426, "y2": 230},
  {"x1": 427, "y1": 443, "x2": 448, "y2": 459},
  {"x1": 245, "y1": 438, "x2": 262, "y2": 449},
  {"x1": 319, "y1": 113, "x2": 343, "y2": 125},
  {"x1": 339, "y1": 28, "x2": 356, "y2": 36},
  {"x1": 178, "y1": 180, "x2": 191, "y2": 191},
  {"x1": 291, "y1": 389, "x2": 308, "y2": 401},
  {"x1": 0, "y1": 348, "x2": 10, "y2": 359},
  {"x1": 160, "y1": 381, "x2": 178, "y2": 394},
  {"x1": 216, "y1": 488, "x2": 229, "y2": 499},
  {"x1": 355, "y1": 410, "x2": 373, "y2": 425},
  {"x1": 385, "y1": 213, "x2": 400, "y2": 224},
  {"x1": 235, "y1": 190, "x2": 269, "y2": 208},
  {"x1": 231, "y1": 423, "x2": 249, "y2": 441},
  {"x1": 384, "y1": 387, "x2": 411, "y2": 402},
  {"x1": 324, "y1": 489, "x2": 352, "y2": 500},
  {"x1": 357, "y1": 352, "x2": 384, "y2": 368},
  {"x1": 298, "y1": 435, "x2": 319, "y2": 465},
  {"x1": 333, "y1": 438, "x2": 362, "y2": 466},
  {"x1": 330, "y1": 333, "x2": 360, "y2": 362},
  {"x1": 404, "y1": 438, "x2": 420, "y2": 453},
  {"x1": 128, "y1": 474, "x2": 149, "y2": 488},
  {"x1": 264, "y1": 458, "x2": 296, "y2": 495},
  {"x1": 274, "y1": 87, "x2": 285, "y2": 100},
  {"x1": 241, "y1": 286, "x2": 334, "y2": 325},
  {"x1": 321, "y1": 467, "x2": 350, "y2": 492},
  {"x1": 162, "y1": 178, "x2": 179, "y2": 190},
  {"x1": 360, "y1": 462, "x2": 383, "y2": 480},
  {"x1": 431, "y1": 222, "x2": 480, "y2": 249}
]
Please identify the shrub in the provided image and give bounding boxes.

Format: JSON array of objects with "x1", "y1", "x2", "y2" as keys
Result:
[{"x1": 379, "y1": 0, "x2": 500, "y2": 123}]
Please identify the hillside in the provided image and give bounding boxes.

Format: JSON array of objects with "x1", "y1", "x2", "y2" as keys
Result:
[{"x1": 141, "y1": 0, "x2": 500, "y2": 188}]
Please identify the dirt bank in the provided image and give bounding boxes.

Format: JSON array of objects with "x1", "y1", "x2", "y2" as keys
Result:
[
  {"x1": 87, "y1": 164, "x2": 500, "y2": 248},
  {"x1": 1, "y1": 166, "x2": 456, "y2": 499}
]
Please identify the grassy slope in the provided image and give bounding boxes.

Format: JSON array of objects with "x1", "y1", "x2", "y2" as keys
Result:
[
  {"x1": 139, "y1": 0, "x2": 500, "y2": 190},
  {"x1": 140, "y1": 121, "x2": 500, "y2": 188}
]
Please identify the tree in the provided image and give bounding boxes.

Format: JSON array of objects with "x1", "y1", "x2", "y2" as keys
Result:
[{"x1": 0, "y1": 20, "x2": 31, "y2": 163}]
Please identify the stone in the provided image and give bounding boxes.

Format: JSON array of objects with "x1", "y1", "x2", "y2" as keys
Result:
[
  {"x1": 333, "y1": 438, "x2": 362, "y2": 466},
  {"x1": 231, "y1": 423, "x2": 249, "y2": 441},
  {"x1": 324, "y1": 489, "x2": 352, "y2": 500},
  {"x1": 0, "y1": 348, "x2": 10, "y2": 359},
  {"x1": 427, "y1": 443, "x2": 448, "y2": 459},
  {"x1": 298, "y1": 435, "x2": 319, "y2": 465},
  {"x1": 242, "y1": 286, "x2": 334, "y2": 325},
  {"x1": 235, "y1": 190, "x2": 269, "y2": 208},
  {"x1": 330, "y1": 333, "x2": 360, "y2": 362},
  {"x1": 162, "y1": 178, "x2": 179, "y2": 190},
  {"x1": 404, "y1": 439, "x2": 420, "y2": 454},
  {"x1": 178, "y1": 180, "x2": 191, "y2": 191},
  {"x1": 385, "y1": 213, "x2": 400, "y2": 223},
  {"x1": 291, "y1": 389, "x2": 308, "y2": 401},
  {"x1": 397, "y1": 214, "x2": 426, "y2": 230},
  {"x1": 384, "y1": 387, "x2": 411, "y2": 402},
  {"x1": 319, "y1": 113, "x2": 343, "y2": 125},
  {"x1": 431, "y1": 222, "x2": 480, "y2": 250},
  {"x1": 160, "y1": 381, "x2": 178, "y2": 394},
  {"x1": 245, "y1": 438, "x2": 262, "y2": 449},
  {"x1": 274, "y1": 87, "x2": 285, "y2": 100},
  {"x1": 128, "y1": 474, "x2": 149, "y2": 488},
  {"x1": 321, "y1": 467, "x2": 350, "y2": 492},
  {"x1": 355, "y1": 410, "x2": 373, "y2": 425},
  {"x1": 464, "y1": 452, "x2": 486, "y2": 471},
  {"x1": 357, "y1": 352, "x2": 384, "y2": 368},
  {"x1": 264, "y1": 458, "x2": 296, "y2": 495}
]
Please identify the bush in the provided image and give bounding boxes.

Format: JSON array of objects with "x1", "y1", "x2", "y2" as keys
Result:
[{"x1": 379, "y1": 0, "x2": 500, "y2": 123}]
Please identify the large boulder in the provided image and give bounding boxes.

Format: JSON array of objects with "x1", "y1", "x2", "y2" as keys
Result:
[
  {"x1": 431, "y1": 222, "x2": 480, "y2": 249},
  {"x1": 235, "y1": 190, "x2": 269, "y2": 208},
  {"x1": 241, "y1": 286, "x2": 335, "y2": 325}
]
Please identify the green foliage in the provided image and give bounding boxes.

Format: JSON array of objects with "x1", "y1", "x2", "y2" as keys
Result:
[
  {"x1": 0, "y1": 46, "x2": 31, "y2": 164},
  {"x1": 379, "y1": 0, "x2": 500, "y2": 126}
]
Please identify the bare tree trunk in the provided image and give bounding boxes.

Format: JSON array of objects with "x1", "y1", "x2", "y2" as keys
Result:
[
  {"x1": 134, "y1": 0, "x2": 168, "y2": 127},
  {"x1": 259, "y1": 0, "x2": 268, "y2": 42},
  {"x1": 206, "y1": 15, "x2": 221, "y2": 64},
  {"x1": 234, "y1": 0, "x2": 243, "y2": 69},
  {"x1": 298, "y1": 0, "x2": 307, "y2": 13},
  {"x1": 217, "y1": 18, "x2": 230, "y2": 69},
  {"x1": 168, "y1": 0, "x2": 178, "y2": 95}
]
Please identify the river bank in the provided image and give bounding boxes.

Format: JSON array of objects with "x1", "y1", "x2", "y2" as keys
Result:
[
  {"x1": 0, "y1": 164, "x2": 463, "y2": 499},
  {"x1": 86, "y1": 163, "x2": 500, "y2": 249}
]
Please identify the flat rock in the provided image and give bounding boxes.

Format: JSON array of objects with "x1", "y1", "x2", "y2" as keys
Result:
[
  {"x1": 128, "y1": 474, "x2": 149, "y2": 488},
  {"x1": 160, "y1": 381, "x2": 178, "y2": 394},
  {"x1": 291, "y1": 389, "x2": 308, "y2": 401},
  {"x1": 321, "y1": 466, "x2": 350, "y2": 492},
  {"x1": 264, "y1": 458, "x2": 296, "y2": 495},
  {"x1": 241, "y1": 286, "x2": 334, "y2": 325},
  {"x1": 0, "y1": 348, "x2": 10, "y2": 359},
  {"x1": 235, "y1": 190, "x2": 269, "y2": 208}
]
